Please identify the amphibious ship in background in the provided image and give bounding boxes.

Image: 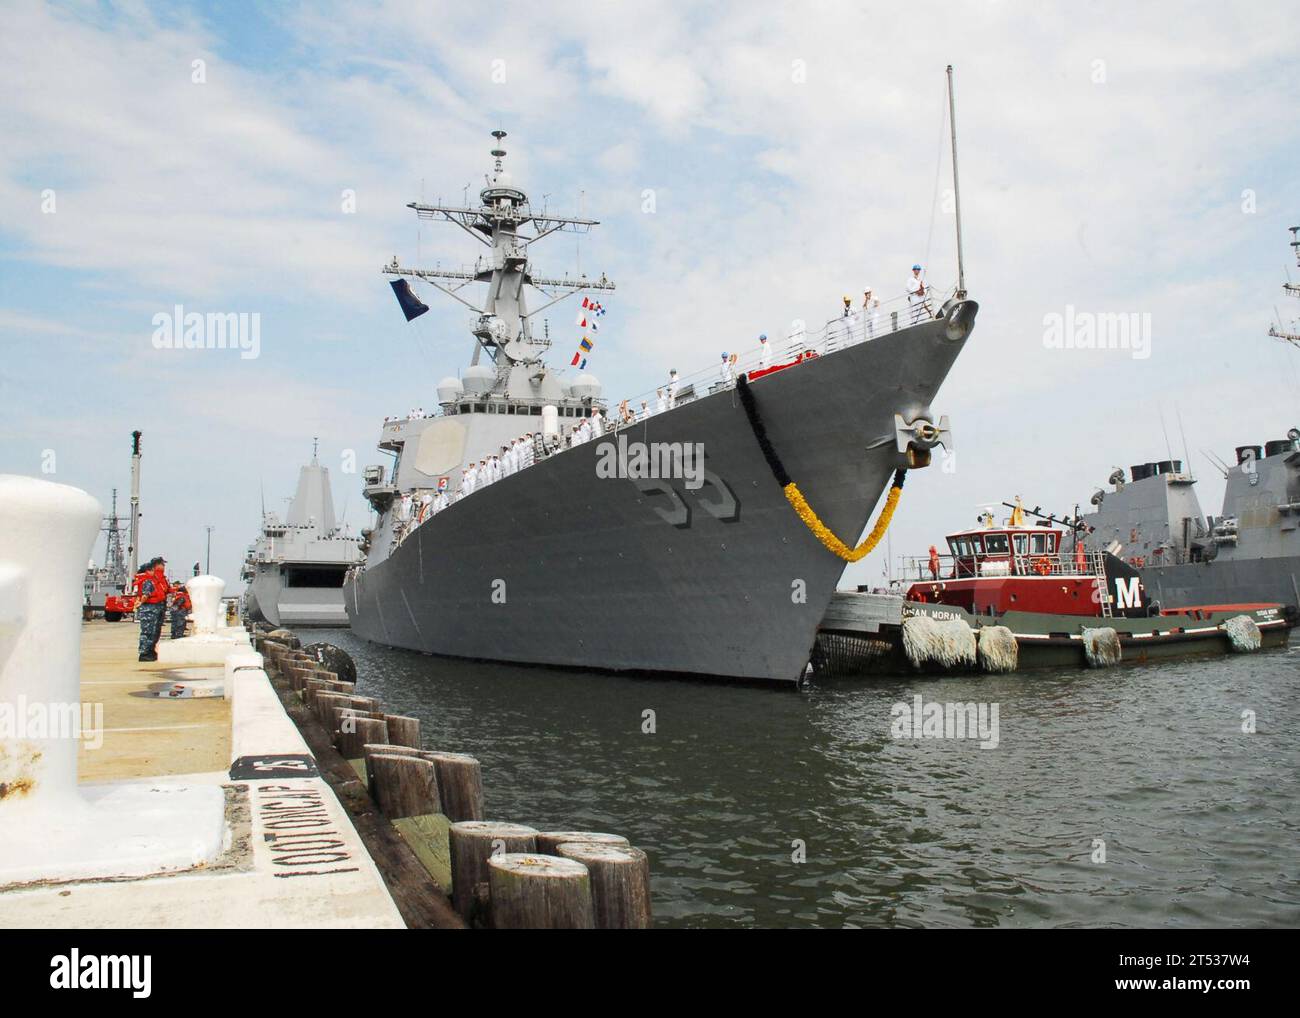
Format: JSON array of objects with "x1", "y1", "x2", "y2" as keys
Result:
[
  {"x1": 243, "y1": 445, "x2": 361, "y2": 627},
  {"x1": 343, "y1": 127, "x2": 975, "y2": 683}
]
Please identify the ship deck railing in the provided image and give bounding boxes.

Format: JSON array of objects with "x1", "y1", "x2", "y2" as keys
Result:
[
  {"x1": 617, "y1": 284, "x2": 955, "y2": 412},
  {"x1": 901, "y1": 550, "x2": 1104, "y2": 583}
]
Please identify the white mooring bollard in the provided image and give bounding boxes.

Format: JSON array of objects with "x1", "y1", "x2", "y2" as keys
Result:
[
  {"x1": 188, "y1": 575, "x2": 224, "y2": 635},
  {"x1": 157, "y1": 573, "x2": 251, "y2": 666},
  {"x1": 0, "y1": 475, "x2": 225, "y2": 885}
]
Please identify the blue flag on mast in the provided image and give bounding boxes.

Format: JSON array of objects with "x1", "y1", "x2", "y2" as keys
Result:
[{"x1": 390, "y1": 279, "x2": 430, "y2": 322}]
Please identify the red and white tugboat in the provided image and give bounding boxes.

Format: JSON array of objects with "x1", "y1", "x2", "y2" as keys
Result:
[{"x1": 813, "y1": 499, "x2": 1294, "y2": 675}]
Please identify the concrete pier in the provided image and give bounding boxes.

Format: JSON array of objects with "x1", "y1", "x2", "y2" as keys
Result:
[{"x1": 0, "y1": 618, "x2": 408, "y2": 928}]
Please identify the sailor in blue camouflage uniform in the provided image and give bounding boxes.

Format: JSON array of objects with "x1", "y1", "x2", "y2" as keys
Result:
[{"x1": 136, "y1": 556, "x2": 171, "y2": 662}]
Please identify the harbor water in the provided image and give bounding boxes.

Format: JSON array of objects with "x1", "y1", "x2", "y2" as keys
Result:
[{"x1": 308, "y1": 630, "x2": 1300, "y2": 928}]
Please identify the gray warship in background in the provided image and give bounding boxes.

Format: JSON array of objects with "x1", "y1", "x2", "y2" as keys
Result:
[
  {"x1": 83, "y1": 488, "x2": 130, "y2": 617},
  {"x1": 1080, "y1": 437, "x2": 1300, "y2": 610},
  {"x1": 342, "y1": 129, "x2": 976, "y2": 683},
  {"x1": 1080, "y1": 229, "x2": 1300, "y2": 610},
  {"x1": 243, "y1": 445, "x2": 361, "y2": 627}
]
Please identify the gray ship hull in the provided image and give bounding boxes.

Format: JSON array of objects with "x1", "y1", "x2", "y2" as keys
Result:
[
  {"x1": 1139, "y1": 557, "x2": 1300, "y2": 611},
  {"x1": 345, "y1": 305, "x2": 974, "y2": 683},
  {"x1": 245, "y1": 568, "x2": 350, "y2": 628}
]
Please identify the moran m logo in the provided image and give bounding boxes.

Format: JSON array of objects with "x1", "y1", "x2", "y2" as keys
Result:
[
  {"x1": 1114, "y1": 575, "x2": 1142, "y2": 610},
  {"x1": 50, "y1": 949, "x2": 151, "y2": 998}
]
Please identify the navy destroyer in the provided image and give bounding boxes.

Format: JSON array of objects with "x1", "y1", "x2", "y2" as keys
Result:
[
  {"x1": 344, "y1": 109, "x2": 976, "y2": 683},
  {"x1": 243, "y1": 444, "x2": 361, "y2": 627},
  {"x1": 1079, "y1": 230, "x2": 1300, "y2": 610},
  {"x1": 1079, "y1": 436, "x2": 1299, "y2": 610}
]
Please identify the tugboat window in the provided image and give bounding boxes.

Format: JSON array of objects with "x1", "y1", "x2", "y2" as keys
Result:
[{"x1": 984, "y1": 534, "x2": 1009, "y2": 554}]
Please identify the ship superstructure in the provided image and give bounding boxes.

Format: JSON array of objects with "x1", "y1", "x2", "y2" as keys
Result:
[{"x1": 1081, "y1": 439, "x2": 1300, "y2": 609}]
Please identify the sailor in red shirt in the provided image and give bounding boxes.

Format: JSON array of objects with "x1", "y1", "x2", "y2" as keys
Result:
[{"x1": 169, "y1": 584, "x2": 192, "y2": 640}]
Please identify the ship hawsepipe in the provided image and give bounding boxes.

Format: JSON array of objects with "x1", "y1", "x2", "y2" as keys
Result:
[{"x1": 344, "y1": 301, "x2": 976, "y2": 684}]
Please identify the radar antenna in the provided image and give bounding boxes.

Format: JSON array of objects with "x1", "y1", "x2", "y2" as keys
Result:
[
  {"x1": 384, "y1": 130, "x2": 615, "y2": 367},
  {"x1": 1269, "y1": 227, "x2": 1300, "y2": 347}
]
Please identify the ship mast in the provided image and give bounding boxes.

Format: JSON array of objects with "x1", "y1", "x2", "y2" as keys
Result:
[
  {"x1": 384, "y1": 131, "x2": 615, "y2": 369},
  {"x1": 946, "y1": 65, "x2": 967, "y2": 300},
  {"x1": 100, "y1": 488, "x2": 127, "y2": 586},
  {"x1": 1268, "y1": 225, "x2": 1300, "y2": 348}
]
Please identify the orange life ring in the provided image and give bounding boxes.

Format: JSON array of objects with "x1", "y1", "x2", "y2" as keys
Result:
[{"x1": 1033, "y1": 557, "x2": 1051, "y2": 576}]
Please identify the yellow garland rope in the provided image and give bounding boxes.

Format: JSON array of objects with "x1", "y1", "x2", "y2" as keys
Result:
[{"x1": 783, "y1": 480, "x2": 904, "y2": 563}]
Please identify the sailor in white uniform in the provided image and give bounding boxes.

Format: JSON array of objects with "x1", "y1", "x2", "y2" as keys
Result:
[
  {"x1": 667, "y1": 370, "x2": 680, "y2": 408},
  {"x1": 655, "y1": 388, "x2": 667, "y2": 414},
  {"x1": 758, "y1": 334, "x2": 771, "y2": 368},
  {"x1": 907, "y1": 264, "x2": 929, "y2": 322},
  {"x1": 590, "y1": 409, "x2": 604, "y2": 436},
  {"x1": 862, "y1": 288, "x2": 880, "y2": 340}
]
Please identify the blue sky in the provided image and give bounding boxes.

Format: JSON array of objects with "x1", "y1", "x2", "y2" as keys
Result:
[{"x1": 2, "y1": 0, "x2": 1298, "y2": 585}]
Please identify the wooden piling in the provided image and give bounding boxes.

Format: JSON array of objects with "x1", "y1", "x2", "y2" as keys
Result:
[
  {"x1": 337, "y1": 716, "x2": 390, "y2": 760},
  {"x1": 555, "y1": 843, "x2": 651, "y2": 929},
  {"x1": 369, "y1": 753, "x2": 441, "y2": 819},
  {"x1": 315, "y1": 691, "x2": 379, "y2": 725},
  {"x1": 534, "y1": 831, "x2": 630, "y2": 855},
  {"x1": 425, "y1": 752, "x2": 484, "y2": 822},
  {"x1": 361, "y1": 743, "x2": 421, "y2": 797},
  {"x1": 449, "y1": 821, "x2": 538, "y2": 923},
  {"x1": 304, "y1": 677, "x2": 354, "y2": 705},
  {"x1": 487, "y1": 854, "x2": 595, "y2": 929},
  {"x1": 383, "y1": 714, "x2": 421, "y2": 749}
]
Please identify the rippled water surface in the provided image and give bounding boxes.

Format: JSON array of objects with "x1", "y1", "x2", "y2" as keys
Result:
[{"x1": 302, "y1": 630, "x2": 1300, "y2": 928}]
